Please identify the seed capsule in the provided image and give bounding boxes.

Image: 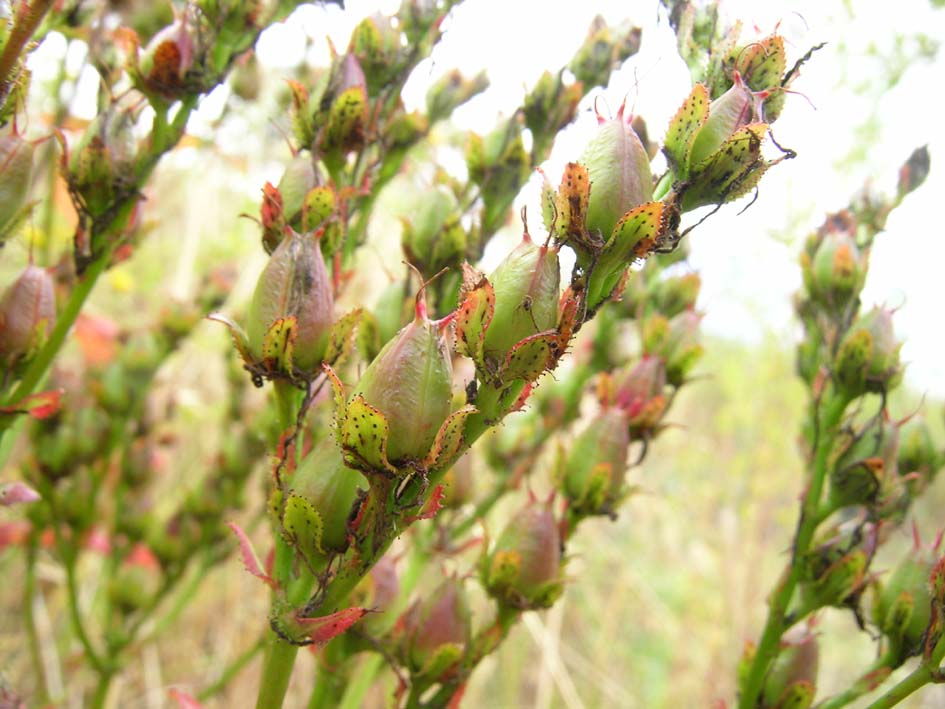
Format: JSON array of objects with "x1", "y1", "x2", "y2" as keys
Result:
[
  {"x1": 581, "y1": 103, "x2": 653, "y2": 243},
  {"x1": 0, "y1": 265, "x2": 56, "y2": 362},
  {"x1": 352, "y1": 294, "x2": 452, "y2": 463},
  {"x1": 246, "y1": 228, "x2": 334, "y2": 375},
  {"x1": 482, "y1": 233, "x2": 560, "y2": 364}
]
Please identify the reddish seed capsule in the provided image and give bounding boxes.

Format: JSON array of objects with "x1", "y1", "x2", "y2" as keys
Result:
[
  {"x1": 0, "y1": 265, "x2": 56, "y2": 363},
  {"x1": 352, "y1": 294, "x2": 453, "y2": 463}
]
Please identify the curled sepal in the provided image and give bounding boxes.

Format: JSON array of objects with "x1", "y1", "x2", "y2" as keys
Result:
[
  {"x1": 326, "y1": 308, "x2": 363, "y2": 365},
  {"x1": 681, "y1": 123, "x2": 769, "y2": 211},
  {"x1": 323, "y1": 364, "x2": 347, "y2": 431},
  {"x1": 321, "y1": 85, "x2": 368, "y2": 159},
  {"x1": 425, "y1": 405, "x2": 477, "y2": 472},
  {"x1": 208, "y1": 313, "x2": 253, "y2": 364},
  {"x1": 0, "y1": 389, "x2": 63, "y2": 421},
  {"x1": 500, "y1": 332, "x2": 556, "y2": 383},
  {"x1": 553, "y1": 162, "x2": 598, "y2": 253},
  {"x1": 261, "y1": 317, "x2": 298, "y2": 374},
  {"x1": 737, "y1": 35, "x2": 786, "y2": 93},
  {"x1": 227, "y1": 522, "x2": 277, "y2": 590},
  {"x1": 770, "y1": 682, "x2": 815, "y2": 709},
  {"x1": 282, "y1": 494, "x2": 325, "y2": 570},
  {"x1": 341, "y1": 395, "x2": 397, "y2": 476},
  {"x1": 454, "y1": 264, "x2": 495, "y2": 369},
  {"x1": 663, "y1": 84, "x2": 709, "y2": 179},
  {"x1": 419, "y1": 643, "x2": 464, "y2": 680},
  {"x1": 587, "y1": 201, "x2": 666, "y2": 312}
]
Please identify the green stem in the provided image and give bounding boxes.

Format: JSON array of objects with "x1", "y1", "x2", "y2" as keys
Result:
[
  {"x1": 864, "y1": 636, "x2": 945, "y2": 709},
  {"x1": 307, "y1": 639, "x2": 348, "y2": 708},
  {"x1": 24, "y1": 542, "x2": 50, "y2": 704},
  {"x1": 256, "y1": 638, "x2": 300, "y2": 709},
  {"x1": 816, "y1": 650, "x2": 896, "y2": 709},
  {"x1": 338, "y1": 654, "x2": 385, "y2": 709},
  {"x1": 89, "y1": 670, "x2": 115, "y2": 709},
  {"x1": 0, "y1": 0, "x2": 55, "y2": 102},
  {"x1": 198, "y1": 636, "x2": 266, "y2": 702},
  {"x1": 739, "y1": 389, "x2": 850, "y2": 709}
]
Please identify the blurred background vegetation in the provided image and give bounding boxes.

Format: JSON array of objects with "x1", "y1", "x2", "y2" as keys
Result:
[{"x1": 1, "y1": 0, "x2": 944, "y2": 707}]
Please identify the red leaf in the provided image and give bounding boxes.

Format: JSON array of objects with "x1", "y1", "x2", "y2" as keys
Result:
[
  {"x1": 295, "y1": 607, "x2": 369, "y2": 644},
  {"x1": 0, "y1": 389, "x2": 63, "y2": 419},
  {"x1": 417, "y1": 485, "x2": 445, "y2": 521},
  {"x1": 168, "y1": 688, "x2": 202, "y2": 709},
  {"x1": 227, "y1": 522, "x2": 277, "y2": 590},
  {"x1": 447, "y1": 683, "x2": 467, "y2": 709}
]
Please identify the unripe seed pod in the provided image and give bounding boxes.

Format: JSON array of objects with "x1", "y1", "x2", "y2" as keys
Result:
[
  {"x1": 802, "y1": 229, "x2": 866, "y2": 313},
  {"x1": 873, "y1": 545, "x2": 934, "y2": 662},
  {"x1": 401, "y1": 576, "x2": 471, "y2": 676},
  {"x1": 400, "y1": 186, "x2": 467, "y2": 277},
  {"x1": 612, "y1": 355, "x2": 668, "y2": 436},
  {"x1": 689, "y1": 71, "x2": 759, "y2": 166},
  {"x1": 897, "y1": 417, "x2": 941, "y2": 495},
  {"x1": 138, "y1": 14, "x2": 196, "y2": 99},
  {"x1": 482, "y1": 233, "x2": 560, "y2": 363},
  {"x1": 642, "y1": 310, "x2": 703, "y2": 387},
  {"x1": 561, "y1": 408, "x2": 629, "y2": 515},
  {"x1": 352, "y1": 295, "x2": 452, "y2": 462},
  {"x1": 581, "y1": 104, "x2": 653, "y2": 242},
  {"x1": 426, "y1": 69, "x2": 489, "y2": 124},
  {"x1": 246, "y1": 228, "x2": 334, "y2": 374},
  {"x1": 288, "y1": 438, "x2": 366, "y2": 555},
  {"x1": 276, "y1": 154, "x2": 319, "y2": 235},
  {"x1": 761, "y1": 627, "x2": 818, "y2": 709},
  {"x1": 0, "y1": 265, "x2": 56, "y2": 362},
  {"x1": 68, "y1": 108, "x2": 137, "y2": 218},
  {"x1": 0, "y1": 131, "x2": 34, "y2": 240},
  {"x1": 648, "y1": 272, "x2": 702, "y2": 319},
  {"x1": 484, "y1": 498, "x2": 563, "y2": 609},
  {"x1": 834, "y1": 307, "x2": 901, "y2": 396}
]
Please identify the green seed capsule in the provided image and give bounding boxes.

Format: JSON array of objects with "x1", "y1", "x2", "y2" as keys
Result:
[
  {"x1": 246, "y1": 228, "x2": 334, "y2": 374},
  {"x1": 581, "y1": 104, "x2": 653, "y2": 242},
  {"x1": 482, "y1": 233, "x2": 560, "y2": 363},
  {"x1": 352, "y1": 296, "x2": 452, "y2": 463}
]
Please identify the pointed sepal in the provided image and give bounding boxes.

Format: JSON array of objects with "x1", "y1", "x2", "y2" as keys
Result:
[{"x1": 341, "y1": 394, "x2": 397, "y2": 475}]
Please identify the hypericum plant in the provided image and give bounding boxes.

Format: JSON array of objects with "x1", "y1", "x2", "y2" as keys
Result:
[
  {"x1": 738, "y1": 148, "x2": 941, "y2": 708},
  {"x1": 0, "y1": 1, "x2": 941, "y2": 708}
]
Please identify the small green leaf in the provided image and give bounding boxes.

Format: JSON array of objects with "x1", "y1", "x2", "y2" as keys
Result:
[
  {"x1": 208, "y1": 312, "x2": 254, "y2": 365},
  {"x1": 682, "y1": 123, "x2": 768, "y2": 210},
  {"x1": 737, "y1": 36, "x2": 786, "y2": 92},
  {"x1": 283, "y1": 493, "x2": 325, "y2": 568},
  {"x1": 455, "y1": 265, "x2": 495, "y2": 369},
  {"x1": 587, "y1": 201, "x2": 666, "y2": 310},
  {"x1": 323, "y1": 364, "x2": 347, "y2": 432},
  {"x1": 425, "y1": 405, "x2": 477, "y2": 472},
  {"x1": 326, "y1": 308, "x2": 362, "y2": 365},
  {"x1": 663, "y1": 84, "x2": 709, "y2": 178},
  {"x1": 501, "y1": 332, "x2": 556, "y2": 382},
  {"x1": 418, "y1": 642, "x2": 464, "y2": 680},
  {"x1": 262, "y1": 316, "x2": 298, "y2": 374},
  {"x1": 341, "y1": 395, "x2": 396, "y2": 475},
  {"x1": 773, "y1": 681, "x2": 815, "y2": 709}
]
